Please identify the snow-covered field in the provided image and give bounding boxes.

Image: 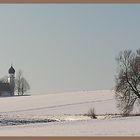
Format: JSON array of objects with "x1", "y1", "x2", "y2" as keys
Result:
[{"x1": 0, "y1": 90, "x2": 140, "y2": 136}]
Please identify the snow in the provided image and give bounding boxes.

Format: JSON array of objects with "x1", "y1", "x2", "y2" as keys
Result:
[
  {"x1": 0, "y1": 116, "x2": 140, "y2": 136},
  {"x1": 0, "y1": 90, "x2": 116, "y2": 115},
  {"x1": 0, "y1": 90, "x2": 139, "y2": 136}
]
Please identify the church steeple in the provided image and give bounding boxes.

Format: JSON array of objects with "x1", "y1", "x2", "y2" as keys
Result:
[
  {"x1": 8, "y1": 65, "x2": 15, "y2": 74},
  {"x1": 8, "y1": 65, "x2": 15, "y2": 96}
]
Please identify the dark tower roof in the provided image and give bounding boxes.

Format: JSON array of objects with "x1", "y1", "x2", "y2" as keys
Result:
[{"x1": 8, "y1": 66, "x2": 15, "y2": 74}]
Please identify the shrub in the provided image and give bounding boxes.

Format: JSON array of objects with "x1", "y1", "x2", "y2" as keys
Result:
[{"x1": 87, "y1": 108, "x2": 97, "y2": 119}]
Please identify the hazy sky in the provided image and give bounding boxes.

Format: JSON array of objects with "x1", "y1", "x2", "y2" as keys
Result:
[{"x1": 0, "y1": 4, "x2": 140, "y2": 94}]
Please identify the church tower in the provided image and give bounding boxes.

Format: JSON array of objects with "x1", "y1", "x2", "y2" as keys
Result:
[{"x1": 8, "y1": 65, "x2": 15, "y2": 96}]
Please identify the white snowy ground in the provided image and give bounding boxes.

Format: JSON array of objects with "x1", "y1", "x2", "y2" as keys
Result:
[{"x1": 0, "y1": 90, "x2": 139, "y2": 136}]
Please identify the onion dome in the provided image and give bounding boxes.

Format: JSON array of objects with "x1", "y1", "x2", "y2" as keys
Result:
[{"x1": 8, "y1": 66, "x2": 15, "y2": 74}]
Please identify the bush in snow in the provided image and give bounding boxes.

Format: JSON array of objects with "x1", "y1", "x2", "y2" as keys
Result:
[{"x1": 87, "y1": 108, "x2": 97, "y2": 119}]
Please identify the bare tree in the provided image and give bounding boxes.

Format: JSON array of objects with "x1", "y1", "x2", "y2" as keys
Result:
[
  {"x1": 15, "y1": 70, "x2": 22, "y2": 95},
  {"x1": 20, "y1": 77, "x2": 30, "y2": 95},
  {"x1": 15, "y1": 70, "x2": 30, "y2": 96},
  {"x1": 115, "y1": 49, "x2": 140, "y2": 116}
]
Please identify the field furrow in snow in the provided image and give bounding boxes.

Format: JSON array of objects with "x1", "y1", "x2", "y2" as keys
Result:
[{"x1": 0, "y1": 90, "x2": 116, "y2": 116}]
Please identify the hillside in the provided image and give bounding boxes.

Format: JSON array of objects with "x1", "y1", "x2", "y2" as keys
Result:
[{"x1": 0, "y1": 90, "x2": 139, "y2": 136}]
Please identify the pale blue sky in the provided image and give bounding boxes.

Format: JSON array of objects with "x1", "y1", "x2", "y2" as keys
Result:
[{"x1": 0, "y1": 4, "x2": 140, "y2": 94}]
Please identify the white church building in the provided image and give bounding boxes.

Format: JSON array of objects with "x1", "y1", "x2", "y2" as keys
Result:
[{"x1": 0, "y1": 66, "x2": 15, "y2": 96}]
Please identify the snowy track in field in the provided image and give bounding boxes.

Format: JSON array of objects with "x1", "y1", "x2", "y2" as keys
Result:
[
  {"x1": 0, "y1": 90, "x2": 116, "y2": 116},
  {"x1": 0, "y1": 98, "x2": 113, "y2": 114}
]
